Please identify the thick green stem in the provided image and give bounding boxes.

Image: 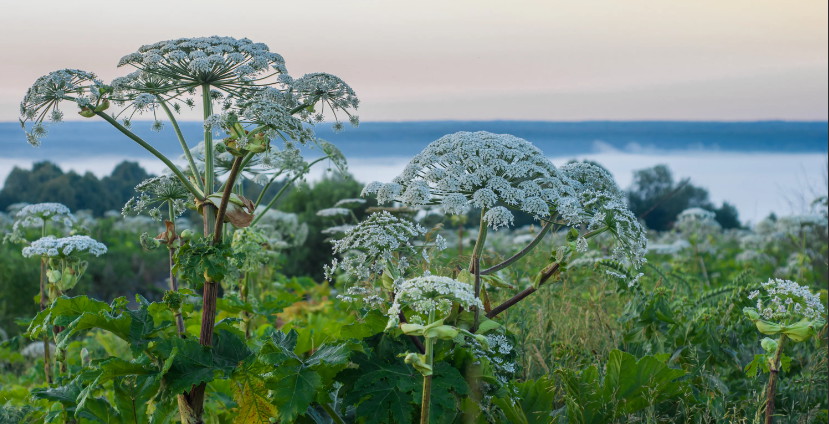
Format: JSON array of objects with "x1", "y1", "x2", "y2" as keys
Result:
[
  {"x1": 168, "y1": 202, "x2": 185, "y2": 337},
  {"x1": 39, "y1": 256, "x2": 52, "y2": 384},
  {"x1": 764, "y1": 335, "x2": 787, "y2": 424},
  {"x1": 469, "y1": 211, "x2": 488, "y2": 330},
  {"x1": 95, "y1": 111, "x2": 201, "y2": 197},
  {"x1": 158, "y1": 99, "x2": 203, "y2": 192},
  {"x1": 320, "y1": 402, "x2": 345, "y2": 424},
  {"x1": 202, "y1": 84, "x2": 215, "y2": 197},
  {"x1": 420, "y1": 311, "x2": 436, "y2": 424}
]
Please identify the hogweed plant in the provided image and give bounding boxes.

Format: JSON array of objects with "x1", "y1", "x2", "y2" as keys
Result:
[
  {"x1": 330, "y1": 131, "x2": 647, "y2": 422},
  {"x1": 743, "y1": 278, "x2": 826, "y2": 424},
  {"x1": 3, "y1": 203, "x2": 81, "y2": 383},
  {"x1": 20, "y1": 35, "x2": 357, "y2": 423}
]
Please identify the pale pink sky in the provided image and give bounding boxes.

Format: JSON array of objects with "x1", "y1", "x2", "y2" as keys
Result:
[{"x1": 1, "y1": 0, "x2": 826, "y2": 121}]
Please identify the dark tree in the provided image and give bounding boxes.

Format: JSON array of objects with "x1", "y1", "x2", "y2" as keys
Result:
[{"x1": 626, "y1": 164, "x2": 740, "y2": 231}]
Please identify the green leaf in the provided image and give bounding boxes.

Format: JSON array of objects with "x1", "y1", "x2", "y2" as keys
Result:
[
  {"x1": 344, "y1": 354, "x2": 419, "y2": 424},
  {"x1": 412, "y1": 363, "x2": 469, "y2": 424},
  {"x1": 492, "y1": 376, "x2": 555, "y2": 424},
  {"x1": 161, "y1": 338, "x2": 217, "y2": 394},
  {"x1": 268, "y1": 364, "x2": 322, "y2": 422},
  {"x1": 232, "y1": 361, "x2": 276, "y2": 424},
  {"x1": 113, "y1": 374, "x2": 159, "y2": 423}
]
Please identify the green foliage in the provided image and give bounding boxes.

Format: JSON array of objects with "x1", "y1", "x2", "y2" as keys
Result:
[
  {"x1": 174, "y1": 235, "x2": 243, "y2": 286},
  {"x1": 558, "y1": 349, "x2": 688, "y2": 424}
]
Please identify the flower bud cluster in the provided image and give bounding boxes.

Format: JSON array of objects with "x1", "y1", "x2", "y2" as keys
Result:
[
  {"x1": 747, "y1": 278, "x2": 825, "y2": 322},
  {"x1": 325, "y1": 211, "x2": 432, "y2": 281},
  {"x1": 386, "y1": 275, "x2": 483, "y2": 327}
]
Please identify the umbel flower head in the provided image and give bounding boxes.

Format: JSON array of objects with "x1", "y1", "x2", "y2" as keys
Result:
[
  {"x1": 559, "y1": 162, "x2": 648, "y2": 267},
  {"x1": 675, "y1": 207, "x2": 721, "y2": 236},
  {"x1": 325, "y1": 211, "x2": 438, "y2": 282},
  {"x1": 22, "y1": 235, "x2": 106, "y2": 296},
  {"x1": 744, "y1": 278, "x2": 826, "y2": 342},
  {"x1": 123, "y1": 175, "x2": 194, "y2": 221},
  {"x1": 363, "y1": 131, "x2": 568, "y2": 229},
  {"x1": 386, "y1": 274, "x2": 483, "y2": 327},
  {"x1": 19, "y1": 69, "x2": 100, "y2": 146},
  {"x1": 5, "y1": 203, "x2": 75, "y2": 244},
  {"x1": 117, "y1": 36, "x2": 288, "y2": 91},
  {"x1": 22, "y1": 235, "x2": 107, "y2": 258}
]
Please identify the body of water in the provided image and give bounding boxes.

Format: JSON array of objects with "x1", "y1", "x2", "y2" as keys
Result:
[{"x1": 1, "y1": 121, "x2": 826, "y2": 224}]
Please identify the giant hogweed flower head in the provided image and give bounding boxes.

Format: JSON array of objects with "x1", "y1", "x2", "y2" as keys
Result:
[
  {"x1": 362, "y1": 131, "x2": 567, "y2": 229},
  {"x1": 22, "y1": 235, "x2": 107, "y2": 258},
  {"x1": 117, "y1": 37, "x2": 359, "y2": 129},
  {"x1": 19, "y1": 69, "x2": 100, "y2": 146},
  {"x1": 386, "y1": 275, "x2": 483, "y2": 327},
  {"x1": 325, "y1": 211, "x2": 432, "y2": 282},
  {"x1": 123, "y1": 175, "x2": 194, "y2": 221},
  {"x1": 22, "y1": 235, "x2": 106, "y2": 296},
  {"x1": 744, "y1": 278, "x2": 826, "y2": 342},
  {"x1": 11, "y1": 203, "x2": 75, "y2": 232},
  {"x1": 5, "y1": 203, "x2": 75, "y2": 244},
  {"x1": 292, "y1": 73, "x2": 359, "y2": 129},
  {"x1": 559, "y1": 162, "x2": 647, "y2": 267},
  {"x1": 675, "y1": 207, "x2": 721, "y2": 236},
  {"x1": 117, "y1": 36, "x2": 288, "y2": 91}
]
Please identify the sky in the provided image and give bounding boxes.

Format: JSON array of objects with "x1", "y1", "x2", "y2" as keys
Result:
[{"x1": 0, "y1": 0, "x2": 827, "y2": 121}]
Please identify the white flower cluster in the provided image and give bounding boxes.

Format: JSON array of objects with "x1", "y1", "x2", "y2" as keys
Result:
[
  {"x1": 362, "y1": 132, "x2": 564, "y2": 229},
  {"x1": 463, "y1": 333, "x2": 517, "y2": 385},
  {"x1": 19, "y1": 69, "x2": 99, "y2": 146},
  {"x1": 361, "y1": 132, "x2": 646, "y2": 266},
  {"x1": 253, "y1": 208, "x2": 309, "y2": 249},
  {"x1": 558, "y1": 162, "x2": 647, "y2": 267},
  {"x1": 336, "y1": 286, "x2": 386, "y2": 308},
  {"x1": 22, "y1": 235, "x2": 107, "y2": 258},
  {"x1": 386, "y1": 275, "x2": 483, "y2": 327},
  {"x1": 748, "y1": 278, "x2": 825, "y2": 322},
  {"x1": 326, "y1": 211, "x2": 429, "y2": 281},
  {"x1": 11, "y1": 203, "x2": 75, "y2": 232},
  {"x1": 117, "y1": 36, "x2": 288, "y2": 87},
  {"x1": 334, "y1": 198, "x2": 366, "y2": 208},
  {"x1": 317, "y1": 208, "x2": 351, "y2": 217},
  {"x1": 292, "y1": 73, "x2": 359, "y2": 129},
  {"x1": 122, "y1": 175, "x2": 193, "y2": 221},
  {"x1": 675, "y1": 207, "x2": 721, "y2": 236}
]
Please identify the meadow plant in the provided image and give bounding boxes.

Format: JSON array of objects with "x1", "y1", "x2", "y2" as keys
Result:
[
  {"x1": 337, "y1": 131, "x2": 646, "y2": 422},
  {"x1": 19, "y1": 35, "x2": 357, "y2": 423},
  {"x1": 743, "y1": 278, "x2": 826, "y2": 423}
]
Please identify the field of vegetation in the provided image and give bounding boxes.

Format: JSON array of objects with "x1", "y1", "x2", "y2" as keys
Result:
[{"x1": 1, "y1": 36, "x2": 826, "y2": 424}]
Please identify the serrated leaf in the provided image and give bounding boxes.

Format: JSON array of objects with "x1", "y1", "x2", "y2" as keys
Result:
[
  {"x1": 412, "y1": 363, "x2": 468, "y2": 424},
  {"x1": 162, "y1": 339, "x2": 217, "y2": 394},
  {"x1": 232, "y1": 362, "x2": 276, "y2": 424},
  {"x1": 268, "y1": 364, "x2": 322, "y2": 422},
  {"x1": 344, "y1": 355, "x2": 419, "y2": 424}
]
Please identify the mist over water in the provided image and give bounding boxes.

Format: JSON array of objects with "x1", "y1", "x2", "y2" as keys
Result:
[{"x1": 1, "y1": 121, "x2": 826, "y2": 224}]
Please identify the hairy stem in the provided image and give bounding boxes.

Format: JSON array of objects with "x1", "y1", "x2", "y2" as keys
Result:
[
  {"x1": 469, "y1": 212, "x2": 488, "y2": 330},
  {"x1": 765, "y1": 335, "x2": 787, "y2": 424}
]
